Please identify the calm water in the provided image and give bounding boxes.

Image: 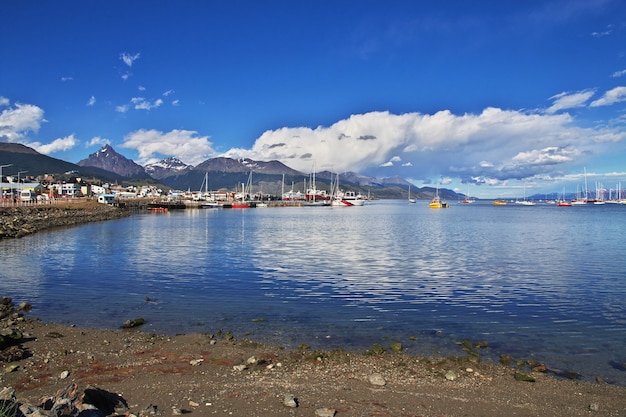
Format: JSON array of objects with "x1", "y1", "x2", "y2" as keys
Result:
[{"x1": 2, "y1": 200, "x2": 626, "y2": 384}]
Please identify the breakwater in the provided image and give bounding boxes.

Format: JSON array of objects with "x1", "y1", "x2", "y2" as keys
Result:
[{"x1": 0, "y1": 202, "x2": 130, "y2": 239}]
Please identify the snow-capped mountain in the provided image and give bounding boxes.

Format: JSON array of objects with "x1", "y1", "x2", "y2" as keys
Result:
[{"x1": 144, "y1": 157, "x2": 194, "y2": 180}]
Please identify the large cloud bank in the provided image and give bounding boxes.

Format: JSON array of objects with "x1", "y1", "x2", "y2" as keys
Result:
[{"x1": 224, "y1": 107, "x2": 624, "y2": 183}]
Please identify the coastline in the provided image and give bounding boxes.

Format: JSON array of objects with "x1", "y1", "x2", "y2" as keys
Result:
[
  {"x1": 1, "y1": 299, "x2": 626, "y2": 416},
  {"x1": 0, "y1": 201, "x2": 130, "y2": 239}
]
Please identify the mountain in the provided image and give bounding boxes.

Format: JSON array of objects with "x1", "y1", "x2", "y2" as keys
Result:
[
  {"x1": 0, "y1": 142, "x2": 128, "y2": 182},
  {"x1": 77, "y1": 144, "x2": 151, "y2": 179},
  {"x1": 156, "y1": 158, "x2": 452, "y2": 200},
  {"x1": 194, "y1": 157, "x2": 302, "y2": 176},
  {"x1": 144, "y1": 157, "x2": 193, "y2": 180},
  {"x1": 316, "y1": 171, "x2": 411, "y2": 188}
]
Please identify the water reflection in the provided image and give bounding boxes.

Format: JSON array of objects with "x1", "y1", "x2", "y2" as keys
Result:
[{"x1": 1, "y1": 201, "x2": 625, "y2": 384}]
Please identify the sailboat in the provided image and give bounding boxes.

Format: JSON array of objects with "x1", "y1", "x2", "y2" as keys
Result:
[
  {"x1": 515, "y1": 183, "x2": 536, "y2": 206},
  {"x1": 199, "y1": 172, "x2": 220, "y2": 208},
  {"x1": 461, "y1": 185, "x2": 475, "y2": 204},
  {"x1": 429, "y1": 183, "x2": 449, "y2": 208},
  {"x1": 557, "y1": 188, "x2": 571, "y2": 207},
  {"x1": 303, "y1": 166, "x2": 330, "y2": 206},
  {"x1": 408, "y1": 184, "x2": 416, "y2": 204}
]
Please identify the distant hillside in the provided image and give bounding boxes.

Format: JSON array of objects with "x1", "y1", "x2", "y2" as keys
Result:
[
  {"x1": 78, "y1": 145, "x2": 151, "y2": 179},
  {"x1": 0, "y1": 143, "x2": 127, "y2": 182}
]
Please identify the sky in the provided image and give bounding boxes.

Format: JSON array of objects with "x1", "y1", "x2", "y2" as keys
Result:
[{"x1": 1, "y1": 0, "x2": 626, "y2": 198}]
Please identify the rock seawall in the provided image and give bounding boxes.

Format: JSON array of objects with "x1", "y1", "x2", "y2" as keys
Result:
[{"x1": 0, "y1": 203, "x2": 130, "y2": 239}]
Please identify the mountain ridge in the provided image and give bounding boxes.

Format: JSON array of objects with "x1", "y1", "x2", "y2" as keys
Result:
[{"x1": 1, "y1": 143, "x2": 462, "y2": 200}]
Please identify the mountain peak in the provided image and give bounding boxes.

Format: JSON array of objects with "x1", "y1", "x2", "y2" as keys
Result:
[
  {"x1": 78, "y1": 145, "x2": 150, "y2": 179},
  {"x1": 144, "y1": 157, "x2": 193, "y2": 180}
]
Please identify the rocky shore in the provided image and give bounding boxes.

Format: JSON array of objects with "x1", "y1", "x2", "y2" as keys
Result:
[
  {"x1": 1, "y1": 297, "x2": 626, "y2": 417},
  {"x1": 0, "y1": 202, "x2": 130, "y2": 239}
]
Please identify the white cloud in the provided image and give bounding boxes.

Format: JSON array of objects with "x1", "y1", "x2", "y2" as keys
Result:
[
  {"x1": 381, "y1": 156, "x2": 402, "y2": 166},
  {"x1": 116, "y1": 97, "x2": 163, "y2": 112},
  {"x1": 87, "y1": 96, "x2": 96, "y2": 107},
  {"x1": 121, "y1": 73, "x2": 131, "y2": 81},
  {"x1": 120, "y1": 52, "x2": 140, "y2": 67},
  {"x1": 61, "y1": 76, "x2": 73, "y2": 82},
  {"x1": 138, "y1": 85, "x2": 146, "y2": 91},
  {"x1": 222, "y1": 108, "x2": 626, "y2": 183},
  {"x1": 546, "y1": 90, "x2": 595, "y2": 113},
  {"x1": 591, "y1": 24, "x2": 613, "y2": 38},
  {"x1": 131, "y1": 97, "x2": 163, "y2": 110},
  {"x1": 0, "y1": 97, "x2": 9, "y2": 107},
  {"x1": 86, "y1": 136, "x2": 110, "y2": 148},
  {"x1": 163, "y1": 90, "x2": 175, "y2": 96},
  {"x1": 590, "y1": 86, "x2": 626, "y2": 107},
  {"x1": 511, "y1": 146, "x2": 580, "y2": 165},
  {"x1": 0, "y1": 102, "x2": 45, "y2": 142},
  {"x1": 121, "y1": 129, "x2": 216, "y2": 166},
  {"x1": 32, "y1": 134, "x2": 78, "y2": 155},
  {"x1": 172, "y1": 99, "x2": 180, "y2": 106},
  {"x1": 612, "y1": 69, "x2": 626, "y2": 78}
]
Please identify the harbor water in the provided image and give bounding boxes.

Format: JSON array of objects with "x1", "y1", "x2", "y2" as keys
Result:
[{"x1": 2, "y1": 200, "x2": 625, "y2": 385}]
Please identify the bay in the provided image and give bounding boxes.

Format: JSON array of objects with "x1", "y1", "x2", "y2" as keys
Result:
[{"x1": 2, "y1": 200, "x2": 626, "y2": 385}]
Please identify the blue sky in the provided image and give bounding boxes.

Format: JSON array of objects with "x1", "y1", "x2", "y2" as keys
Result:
[{"x1": 1, "y1": 0, "x2": 626, "y2": 198}]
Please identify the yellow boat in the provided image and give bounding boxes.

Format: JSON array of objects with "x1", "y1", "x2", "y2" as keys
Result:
[
  {"x1": 429, "y1": 184, "x2": 449, "y2": 208},
  {"x1": 493, "y1": 199, "x2": 508, "y2": 205},
  {"x1": 429, "y1": 196, "x2": 449, "y2": 208}
]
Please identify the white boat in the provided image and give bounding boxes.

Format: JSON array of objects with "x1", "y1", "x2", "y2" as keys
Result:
[
  {"x1": 340, "y1": 190, "x2": 365, "y2": 206},
  {"x1": 408, "y1": 185, "x2": 416, "y2": 204},
  {"x1": 198, "y1": 173, "x2": 220, "y2": 208},
  {"x1": 515, "y1": 183, "x2": 535, "y2": 205},
  {"x1": 461, "y1": 185, "x2": 475, "y2": 203}
]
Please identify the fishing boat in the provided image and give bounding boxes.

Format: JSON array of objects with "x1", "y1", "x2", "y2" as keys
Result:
[
  {"x1": 428, "y1": 184, "x2": 448, "y2": 208},
  {"x1": 304, "y1": 168, "x2": 330, "y2": 206}
]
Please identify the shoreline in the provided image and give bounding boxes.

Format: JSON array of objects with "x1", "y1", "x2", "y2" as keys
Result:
[
  {"x1": 2, "y1": 299, "x2": 626, "y2": 416},
  {"x1": 0, "y1": 201, "x2": 130, "y2": 239}
]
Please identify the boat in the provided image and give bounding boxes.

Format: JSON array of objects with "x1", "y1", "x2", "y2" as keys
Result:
[
  {"x1": 408, "y1": 185, "x2": 416, "y2": 204},
  {"x1": 198, "y1": 173, "x2": 220, "y2": 208},
  {"x1": 493, "y1": 200, "x2": 508, "y2": 206},
  {"x1": 557, "y1": 189, "x2": 572, "y2": 206},
  {"x1": 515, "y1": 183, "x2": 536, "y2": 206},
  {"x1": 461, "y1": 185, "x2": 475, "y2": 204},
  {"x1": 428, "y1": 183, "x2": 449, "y2": 208},
  {"x1": 330, "y1": 173, "x2": 363, "y2": 207},
  {"x1": 304, "y1": 168, "x2": 330, "y2": 206},
  {"x1": 148, "y1": 206, "x2": 169, "y2": 213},
  {"x1": 341, "y1": 190, "x2": 365, "y2": 206}
]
